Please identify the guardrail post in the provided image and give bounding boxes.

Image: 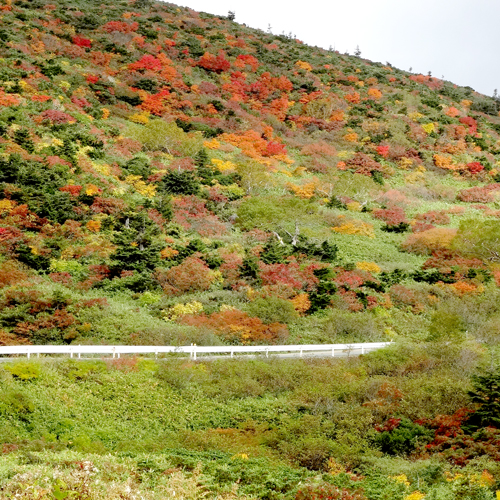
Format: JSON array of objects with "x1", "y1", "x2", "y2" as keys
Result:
[
  {"x1": 230, "y1": 349, "x2": 234, "y2": 358},
  {"x1": 112, "y1": 347, "x2": 116, "y2": 359},
  {"x1": 300, "y1": 348, "x2": 303, "y2": 357},
  {"x1": 70, "y1": 348, "x2": 73, "y2": 359},
  {"x1": 332, "y1": 347, "x2": 335, "y2": 357},
  {"x1": 361, "y1": 346, "x2": 364, "y2": 355},
  {"x1": 155, "y1": 349, "x2": 158, "y2": 359},
  {"x1": 193, "y1": 344, "x2": 197, "y2": 361},
  {"x1": 27, "y1": 350, "x2": 30, "y2": 359},
  {"x1": 78, "y1": 346, "x2": 81, "y2": 359},
  {"x1": 266, "y1": 348, "x2": 269, "y2": 358}
]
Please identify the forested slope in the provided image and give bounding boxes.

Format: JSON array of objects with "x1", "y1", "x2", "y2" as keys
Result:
[
  {"x1": 0, "y1": 0, "x2": 500, "y2": 347},
  {"x1": 1, "y1": 0, "x2": 500, "y2": 497}
]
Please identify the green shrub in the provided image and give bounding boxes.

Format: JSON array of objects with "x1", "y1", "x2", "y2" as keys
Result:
[
  {"x1": 245, "y1": 297, "x2": 298, "y2": 324},
  {"x1": 428, "y1": 310, "x2": 466, "y2": 342},
  {"x1": 237, "y1": 195, "x2": 317, "y2": 231},
  {"x1": 4, "y1": 361, "x2": 41, "y2": 381},
  {"x1": 129, "y1": 120, "x2": 203, "y2": 155},
  {"x1": 59, "y1": 360, "x2": 107, "y2": 382},
  {"x1": 123, "y1": 155, "x2": 151, "y2": 179},
  {"x1": 0, "y1": 389, "x2": 35, "y2": 418},
  {"x1": 373, "y1": 418, "x2": 433, "y2": 456}
]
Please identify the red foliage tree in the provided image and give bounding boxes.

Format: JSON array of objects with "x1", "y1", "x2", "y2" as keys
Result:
[
  {"x1": 0, "y1": 260, "x2": 28, "y2": 288},
  {"x1": 59, "y1": 185, "x2": 82, "y2": 197},
  {"x1": 466, "y1": 162, "x2": 484, "y2": 174},
  {"x1": 413, "y1": 210, "x2": 450, "y2": 226},
  {"x1": 90, "y1": 197, "x2": 127, "y2": 215},
  {"x1": 457, "y1": 184, "x2": 500, "y2": 203},
  {"x1": 72, "y1": 35, "x2": 92, "y2": 48},
  {"x1": 40, "y1": 109, "x2": 75, "y2": 124},
  {"x1": 372, "y1": 207, "x2": 408, "y2": 227},
  {"x1": 195, "y1": 51, "x2": 230, "y2": 73},
  {"x1": 345, "y1": 153, "x2": 384, "y2": 177},
  {"x1": 129, "y1": 54, "x2": 163, "y2": 72},
  {"x1": 234, "y1": 54, "x2": 259, "y2": 72},
  {"x1": 156, "y1": 256, "x2": 214, "y2": 295},
  {"x1": 102, "y1": 21, "x2": 138, "y2": 33},
  {"x1": 259, "y1": 260, "x2": 318, "y2": 294},
  {"x1": 459, "y1": 116, "x2": 477, "y2": 135}
]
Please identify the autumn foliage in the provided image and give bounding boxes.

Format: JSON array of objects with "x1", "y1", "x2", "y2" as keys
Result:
[{"x1": 181, "y1": 308, "x2": 289, "y2": 344}]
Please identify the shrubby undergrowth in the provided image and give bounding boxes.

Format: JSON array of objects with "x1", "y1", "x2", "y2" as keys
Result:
[{"x1": 1, "y1": 0, "x2": 500, "y2": 496}]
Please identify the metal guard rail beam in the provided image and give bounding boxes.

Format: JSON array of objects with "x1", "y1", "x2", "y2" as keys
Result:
[{"x1": 0, "y1": 342, "x2": 392, "y2": 360}]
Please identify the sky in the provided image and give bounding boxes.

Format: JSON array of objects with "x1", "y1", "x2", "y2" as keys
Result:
[{"x1": 177, "y1": 0, "x2": 500, "y2": 97}]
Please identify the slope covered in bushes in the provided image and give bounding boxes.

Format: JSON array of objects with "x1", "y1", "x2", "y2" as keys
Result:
[
  {"x1": 2, "y1": 0, "x2": 500, "y2": 496},
  {"x1": 1, "y1": 0, "x2": 500, "y2": 348}
]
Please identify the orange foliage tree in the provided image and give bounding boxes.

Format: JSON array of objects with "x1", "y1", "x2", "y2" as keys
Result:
[
  {"x1": 181, "y1": 308, "x2": 289, "y2": 344},
  {"x1": 155, "y1": 256, "x2": 215, "y2": 295}
]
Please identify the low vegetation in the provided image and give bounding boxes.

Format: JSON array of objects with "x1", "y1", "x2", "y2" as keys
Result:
[{"x1": 1, "y1": 0, "x2": 500, "y2": 496}]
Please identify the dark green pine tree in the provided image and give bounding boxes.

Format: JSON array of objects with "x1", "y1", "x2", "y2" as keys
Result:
[
  {"x1": 308, "y1": 268, "x2": 337, "y2": 313},
  {"x1": 260, "y1": 238, "x2": 290, "y2": 264},
  {"x1": 463, "y1": 369, "x2": 500, "y2": 432},
  {"x1": 239, "y1": 255, "x2": 261, "y2": 286},
  {"x1": 109, "y1": 211, "x2": 162, "y2": 275}
]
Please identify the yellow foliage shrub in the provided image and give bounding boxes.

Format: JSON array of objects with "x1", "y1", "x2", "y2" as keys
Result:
[
  {"x1": 408, "y1": 112, "x2": 424, "y2": 121},
  {"x1": 125, "y1": 175, "x2": 157, "y2": 198},
  {"x1": 204, "y1": 138, "x2": 220, "y2": 149},
  {"x1": 356, "y1": 261, "x2": 381, "y2": 273},
  {"x1": 129, "y1": 112, "x2": 150, "y2": 125},
  {"x1": 343, "y1": 132, "x2": 358, "y2": 143},
  {"x1": 295, "y1": 60, "x2": 312, "y2": 71},
  {"x1": 404, "y1": 492, "x2": 425, "y2": 500},
  {"x1": 287, "y1": 182, "x2": 317, "y2": 199},
  {"x1": 92, "y1": 162, "x2": 110, "y2": 175},
  {"x1": 290, "y1": 294, "x2": 311, "y2": 315},
  {"x1": 0, "y1": 199, "x2": 15, "y2": 214},
  {"x1": 404, "y1": 171, "x2": 425, "y2": 183},
  {"x1": 399, "y1": 156, "x2": 413, "y2": 170},
  {"x1": 85, "y1": 184, "x2": 101, "y2": 196},
  {"x1": 346, "y1": 201, "x2": 361, "y2": 211},
  {"x1": 391, "y1": 475, "x2": 410, "y2": 487},
  {"x1": 337, "y1": 150, "x2": 354, "y2": 159},
  {"x1": 327, "y1": 458, "x2": 346, "y2": 475},
  {"x1": 332, "y1": 219, "x2": 375, "y2": 238},
  {"x1": 421, "y1": 122, "x2": 435, "y2": 134},
  {"x1": 86, "y1": 220, "x2": 101, "y2": 233},
  {"x1": 218, "y1": 183, "x2": 245, "y2": 199},
  {"x1": 163, "y1": 301, "x2": 204, "y2": 321},
  {"x1": 211, "y1": 158, "x2": 236, "y2": 172},
  {"x1": 433, "y1": 154, "x2": 457, "y2": 170}
]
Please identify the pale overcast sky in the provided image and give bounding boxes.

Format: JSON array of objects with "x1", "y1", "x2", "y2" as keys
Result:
[{"x1": 177, "y1": 0, "x2": 500, "y2": 97}]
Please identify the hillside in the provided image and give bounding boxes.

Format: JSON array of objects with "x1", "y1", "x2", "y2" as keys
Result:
[
  {"x1": 0, "y1": 0, "x2": 500, "y2": 348},
  {"x1": 1, "y1": 0, "x2": 500, "y2": 497}
]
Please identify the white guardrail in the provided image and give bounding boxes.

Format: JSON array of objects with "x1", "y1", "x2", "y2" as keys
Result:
[{"x1": 0, "y1": 342, "x2": 392, "y2": 360}]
